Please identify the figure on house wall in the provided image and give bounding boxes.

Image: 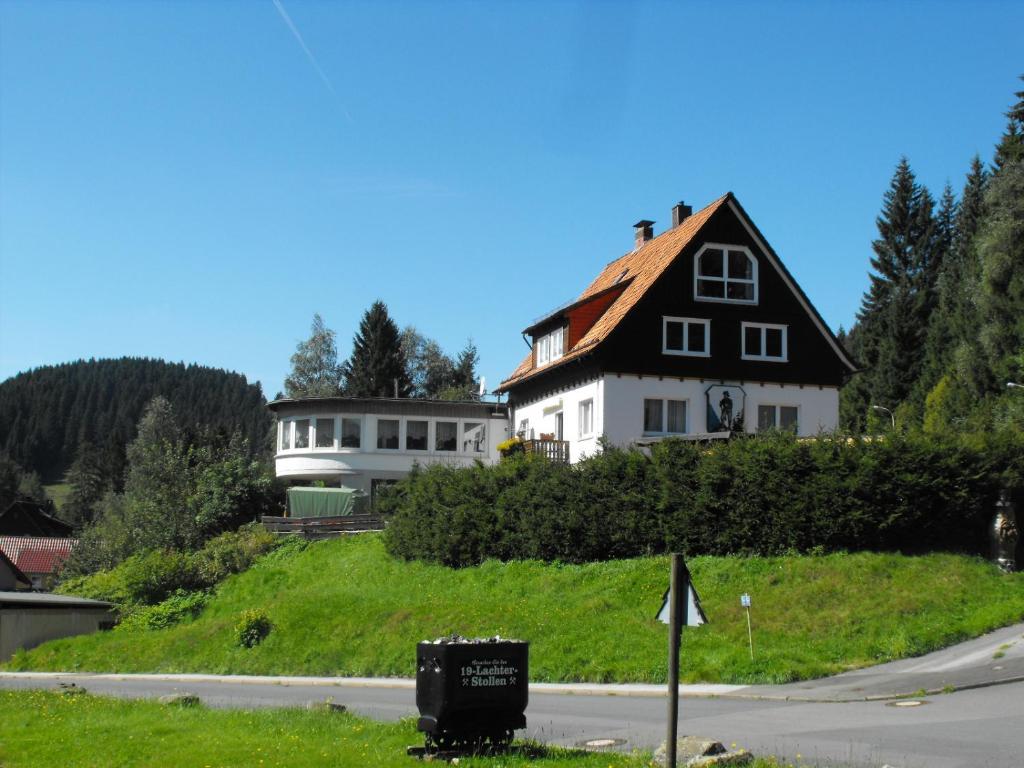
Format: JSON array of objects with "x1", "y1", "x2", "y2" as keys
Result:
[
  {"x1": 705, "y1": 384, "x2": 746, "y2": 432},
  {"x1": 719, "y1": 391, "x2": 733, "y2": 429}
]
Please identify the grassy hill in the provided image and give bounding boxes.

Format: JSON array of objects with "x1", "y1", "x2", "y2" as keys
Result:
[{"x1": 6, "y1": 534, "x2": 1024, "y2": 684}]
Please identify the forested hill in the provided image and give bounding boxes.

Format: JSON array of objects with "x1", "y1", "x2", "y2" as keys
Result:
[{"x1": 0, "y1": 358, "x2": 271, "y2": 481}]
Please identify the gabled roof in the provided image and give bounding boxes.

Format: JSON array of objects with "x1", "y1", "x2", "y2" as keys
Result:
[
  {"x1": 0, "y1": 547, "x2": 31, "y2": 589},
  {"x1": 498, "y1": 193, "x2": 856, "y2": 391},
  {"x1": 0, "y1": 537, "x2": 78, "y2": 576},
  {"x1": 0, "y1": 500, "x2": 74, "y2": 538}
]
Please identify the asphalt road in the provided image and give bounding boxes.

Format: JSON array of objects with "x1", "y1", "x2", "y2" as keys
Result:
[{"x1": 2, "y1": 622, "x2": 1022, "y2": 767}]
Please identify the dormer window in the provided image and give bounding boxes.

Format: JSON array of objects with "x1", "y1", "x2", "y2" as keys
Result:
[
  {"x1": 535, "y1": 325, "x2": 564, "y2": 366},
  {"x1": 694, "y1": 243, "x2": 757, "y2": 304}
]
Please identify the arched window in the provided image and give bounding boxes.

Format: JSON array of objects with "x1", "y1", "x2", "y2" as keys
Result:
[{"x1": 694, "y1": 244, "x2": 757, "y2": 304}]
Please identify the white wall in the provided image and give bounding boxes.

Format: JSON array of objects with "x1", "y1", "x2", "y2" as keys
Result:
[
  {"x1": 513, "y1": 375, "x2": 839, "y2": 464},
  {"x1": 274, "y1": 412, "x2": 509, "y2": 494},
  {"x1": 510, "y1": 379, "x2": 603, "y2": 463},
  {"x1": 602, "y1": 374, "x2": 838, "y2": 445}
]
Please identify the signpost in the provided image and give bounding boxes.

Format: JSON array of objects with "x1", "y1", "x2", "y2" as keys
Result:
[
  {"x1": 741, "y1": 593, "x2": 753, "y2": 660},
  {"x1": 658, "y1": 554, "x2": 707, "y2": 768}
]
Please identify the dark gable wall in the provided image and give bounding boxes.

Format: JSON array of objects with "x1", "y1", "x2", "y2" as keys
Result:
[{"x1": 596, "y1": 205, "x2": 849, "y2": 386}]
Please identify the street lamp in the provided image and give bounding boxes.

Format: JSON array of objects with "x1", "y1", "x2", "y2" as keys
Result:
[
  {"x1": 871, "y1": 405, "x2": 895, "y2": 429},
  {"x1": 1008, "y1": 382, "x2": 1024, "y2": 390}
]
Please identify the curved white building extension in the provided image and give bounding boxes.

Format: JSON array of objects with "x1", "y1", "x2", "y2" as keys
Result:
[{"x1": 268, "y1": 397, "x2": 510, "y2": 499}]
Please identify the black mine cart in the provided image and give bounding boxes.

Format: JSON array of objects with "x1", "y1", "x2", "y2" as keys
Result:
[{"x1": 414, "y1": 637, "x2": 529, "y2": 753}]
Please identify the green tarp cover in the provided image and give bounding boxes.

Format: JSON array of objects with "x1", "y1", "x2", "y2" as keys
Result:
[{"x1": 286, "y1": 486, "x2": 368, "y2": 518}]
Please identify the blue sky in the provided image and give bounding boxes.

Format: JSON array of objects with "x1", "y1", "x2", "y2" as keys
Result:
[{"x1": 1, "y1": 1, "x2": 1021, "y2": 398}]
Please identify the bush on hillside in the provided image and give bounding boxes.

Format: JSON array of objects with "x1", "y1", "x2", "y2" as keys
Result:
[
  {"x1": 383, "y1": 431, "x2": 1024, "y2": 566},
  {"x1": 58, "y1": 524, "x2": 280, "y2": 608},
  {"x1": 235, "y1": 609, "x2": 273, "y2": 648}
]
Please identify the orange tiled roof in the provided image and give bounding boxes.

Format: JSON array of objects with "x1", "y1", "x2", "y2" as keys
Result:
[{"x1": 499, "y1": 194, "x2": 731, "y2": 389}]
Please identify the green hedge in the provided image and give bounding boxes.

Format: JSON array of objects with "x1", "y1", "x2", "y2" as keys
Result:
[{"x1": 381, "y1": 432, "x2": 1024, "y2": 566}]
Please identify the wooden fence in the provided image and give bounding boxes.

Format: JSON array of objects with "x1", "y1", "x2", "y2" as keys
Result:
[{"x1": 261, "y1": 514, "x2": 386, "y2": 538}]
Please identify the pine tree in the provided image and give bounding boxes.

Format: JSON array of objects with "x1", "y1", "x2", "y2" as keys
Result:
[
  {"x1": 64, "y1": 441, "x2": 110, "y2": 530},
  {"x1": 977, "y1": 159, "x2": 1024, "y2": 387},
  {"x1": 283, "y1": 314, "x2": 344, "y2": 399},
  {"x1": 841, "y1": 158, "x2": 938, "y2": 427},
  {"x1": 993, "y1": 76, "x2": 1024, "y2": 172},
  {"x1": 342, "y1": 301, "x2": 411, "y2": 398},
  {"x1": 917, "y1": 183, "x2": 959, "y2": 396},
  {"x1": 451, "y1": 341, "x2": 480, "y2": 400}
]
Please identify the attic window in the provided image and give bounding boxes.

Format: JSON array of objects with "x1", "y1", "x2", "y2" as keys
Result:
[
  {"x1": 694, "y1": 243, "x2": 757, "y2": 304},
  {"x1": 535, "y1": 326, "x2": 564, "y2": 366},
  {"x1": 614, "y1": 269, "x2": 629, "y2": 285}
]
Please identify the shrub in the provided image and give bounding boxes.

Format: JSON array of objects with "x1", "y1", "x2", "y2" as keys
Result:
[
  {"x1": 383, "y1": 430, "x2": 1024, "y2": 566},
  {"x1": 118, "y1": 590, "x2": 210, "y2": 632},
  {"x1": 58, "y1": 525, "x2": 282, "y2": 609},
  {"x1": 235, "y1": 609, "x2": 273, "y2": 648}
]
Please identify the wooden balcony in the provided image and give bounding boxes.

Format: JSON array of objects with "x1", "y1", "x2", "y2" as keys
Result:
[{"x1": 523, "y1": 438, "x2": 570, "y2": 464}]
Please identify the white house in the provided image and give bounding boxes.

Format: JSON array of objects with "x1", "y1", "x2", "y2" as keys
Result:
[
  {"x1": 269, "y1": 397, "x2": 509, "y2": 499},
  {"x1": 496, "y1": 194, "x2": 857, "y2": 463}
]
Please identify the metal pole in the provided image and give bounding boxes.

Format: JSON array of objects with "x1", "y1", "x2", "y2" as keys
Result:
[
  {"x1": 667, "y1": 554, "x2": 687, "y2": 768},
  {"x1": 745, "y1": 606, "x2": 754, "y2": 660}
]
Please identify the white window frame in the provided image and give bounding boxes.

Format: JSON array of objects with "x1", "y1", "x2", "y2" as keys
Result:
[
  {"x1": 405, "y1": 419, "x2": 430, "y2": 452},
  {"x1": 279, "y1": 420, "x2": 292, "y2": 452},
  {"x1": 741, "y1": 322, "x2": 788, "y2": 362},
  {"x1": 579, "y1": 399, "x2": 594, "y2": 438},
  {"x1": 642, "y1": 398, "x2": 689, "y2": 436},
  {"x1": 535, "y1": 325, "x2": 565, "y2": 366},
  {"x1": 757, "y1": 404, "x2": 800, "y2": 433},
  {"x1": 313, "y1": 416, "x2": 337, "y2": 450},
  {"x1": 375, "y1": 417, "x2": 401, "y2": 451},
  {"x1": 340, "y1": 417, "x2": 362, "y2": 450},
  {"x1": 662, "y1": 316, "x2": 711, "y2": 357},
  {"x1": 291, "y1": 417, "x2": 312, "y2": 450},
  {"x1": 693, "y1": 242, "x2": 758, "y2": 305}
]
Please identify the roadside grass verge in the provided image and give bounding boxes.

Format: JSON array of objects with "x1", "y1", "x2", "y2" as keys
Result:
[
  {"x1": 6, "y1": 535, "x2": 1024, "y2": 684},
  {"x1": 0, "y1": 689, "x2": 655, "y2": 768}
]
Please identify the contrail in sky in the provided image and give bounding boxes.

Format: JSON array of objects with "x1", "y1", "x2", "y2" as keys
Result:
[{"x1": 271, "y1": 0, "x2": 353, "y2": 121}]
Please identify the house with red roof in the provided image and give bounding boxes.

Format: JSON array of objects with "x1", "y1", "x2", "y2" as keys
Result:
[
  {"x1": 497, "y1": 194, "x2": 857, "y2": 463},
  {"x1": 0, "y1": 536, "x2": 77, "y2": 591}
]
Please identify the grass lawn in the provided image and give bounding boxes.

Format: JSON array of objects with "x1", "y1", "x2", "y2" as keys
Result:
[
  {"x1": 6, "y1": 535, "x2": 1024, "y2": 684},
  {"x1": 0, "y1": 689, "x2": 658, "y2": 768}
]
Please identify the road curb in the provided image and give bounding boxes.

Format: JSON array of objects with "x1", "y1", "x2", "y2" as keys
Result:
[{"x1": 3, "y1": 670, "x2": 1024, "y2": 703}]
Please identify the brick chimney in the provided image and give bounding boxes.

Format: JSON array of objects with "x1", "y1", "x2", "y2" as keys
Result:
[
  {"x1": 671, "y1": 202, "x2": 693, "y2": 228},
  {"x1": 633, "y1": 220, "x2": 655, "y2": 249}
]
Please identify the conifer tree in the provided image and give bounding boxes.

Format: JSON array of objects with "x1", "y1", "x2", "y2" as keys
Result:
[
  {"x1": 283, "y1": 314, "x2": 344, "y2": 398},
  {"x1": 342, "y1": 301, "x2": 411, "y2": 398},
  {"x1": 977, "y1": 159, "x2": 1024, "y2": 387},
  {"x1": 993, "y1": 76, "x2": 1024, "y2": 172},
  {"x1": 841, "y1": 158, "x2": 938, "y2": 426},
  {"x1": 64, "y1": 440, "x2": 109, "y2": 529}
]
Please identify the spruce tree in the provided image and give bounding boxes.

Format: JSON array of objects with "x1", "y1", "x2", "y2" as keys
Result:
[
  {"x1": 342, "y1": 301, "x2": 411, "y2": 398},
  {"x1": 64, "y1": 440, "x2": 109, "y2": 529},
  {"x1": 917, "y1": 183, "x2": 959, "y2": 396},
  {"x1": 977, "y1": 159, "x2": 1024, "y2": 388},
  {"x1": 993, "y1": 76, "x2": 1024, "y2": 172},
  {"x1": 841, "y1": 158, "x2": 938, "y2": 426}
]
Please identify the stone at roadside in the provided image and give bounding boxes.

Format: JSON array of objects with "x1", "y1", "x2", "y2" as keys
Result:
[
  {"x1": 654, "y1": 736, "x2": 725, "y2": 766},
  {"x1": 158, "y1": 693, "x2": 201, "y2": 707}
]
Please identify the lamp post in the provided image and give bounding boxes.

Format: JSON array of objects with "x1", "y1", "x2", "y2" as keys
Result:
[
  {"x1": 871, "y1": 405, "x2": 895, "y2": 430},
  {"x1": 1008, "y1": 382, "x2": 1024, "y2": 390}
]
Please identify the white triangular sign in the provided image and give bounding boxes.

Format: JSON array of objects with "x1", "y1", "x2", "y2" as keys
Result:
[{"x1": 656, "y1": 582, "x2": 707, "y2": 627}]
